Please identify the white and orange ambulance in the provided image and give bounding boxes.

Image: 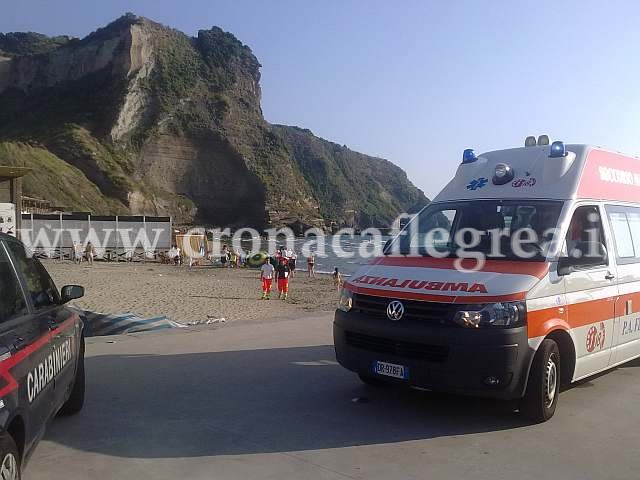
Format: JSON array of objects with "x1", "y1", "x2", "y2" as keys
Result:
[{"x1": 334, "y1": 137, "x2": 640, "y2": 422}]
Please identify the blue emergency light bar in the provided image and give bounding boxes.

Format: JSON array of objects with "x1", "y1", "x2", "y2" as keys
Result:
[
  {"x1": 462, "y1": 149, "x2": 477, "y2": 164},
  {"x1": 549, "y1": 141, "x2": 567, "y2": 158}
]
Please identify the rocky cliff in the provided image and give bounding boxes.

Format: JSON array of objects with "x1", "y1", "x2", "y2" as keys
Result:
[{"x1": 0, "y1": 14, "x2": 427, "y2": 228}]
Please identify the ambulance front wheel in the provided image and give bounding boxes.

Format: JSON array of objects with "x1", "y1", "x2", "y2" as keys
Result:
[{"x1": 520, "y1": 339, "x2": 560, "y2": 423}]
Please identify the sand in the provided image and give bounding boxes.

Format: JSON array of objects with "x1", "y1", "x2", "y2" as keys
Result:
[{"x1": 43, "y1": 260, "x2": 339, "y2": 324}]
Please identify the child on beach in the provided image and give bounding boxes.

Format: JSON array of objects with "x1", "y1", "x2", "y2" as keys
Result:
[
  {"x1": 260, "y1": 258, "x2": 275, "y2": 299},
  {"x1": 333, "y1": 267, "x2": 343, "y2": 290},
  {"x1": 276, "y1": 258, "x2": 291, "y2": 300}
]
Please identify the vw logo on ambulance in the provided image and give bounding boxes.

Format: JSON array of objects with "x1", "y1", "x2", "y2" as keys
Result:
[{"x1": 386, "y1": 300, "x2": 405, "y2": 321}]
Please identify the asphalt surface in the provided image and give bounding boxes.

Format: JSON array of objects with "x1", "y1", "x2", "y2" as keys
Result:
[{"x1": 27, "y1": 315, "x2": 640, "y2": 480}]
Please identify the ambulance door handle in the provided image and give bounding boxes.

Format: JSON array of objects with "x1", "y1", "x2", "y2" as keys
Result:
[{"x1": 605, "y1": 272, "x2": 615, "y2": 281}]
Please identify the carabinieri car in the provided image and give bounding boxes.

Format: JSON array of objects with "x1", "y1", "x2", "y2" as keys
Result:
[{"x1": 0, "y1": 233, "x2": 85, "y2": 479}]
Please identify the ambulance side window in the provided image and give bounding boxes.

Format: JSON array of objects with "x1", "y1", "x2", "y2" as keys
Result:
[
  {"x1": 0, "y1": 243, "x2": 28, "y2": 322},
  {"x1": 566, "y1": 206, "x2": 607, "y2": 267},
  {"x1": 628, "y1": 211, "x2": 640, "y2": 258},
  {"x1": 606, "y1": 205, "x2": 640, "y2": 264},
  {"x1": 5, "y1": 242, "x2": 60, "y2": 309}
]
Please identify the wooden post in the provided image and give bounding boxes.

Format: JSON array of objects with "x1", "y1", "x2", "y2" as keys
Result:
[
  {"x1": 115, "y1": 216, "x2": 119, "y2": 262},
  {"x1": 10, "y1": 178, "x2": 22, "y2": 235},
  {"x1": 142, "y1": 216, "x2": 147, "y2": 263},
  {"x1": 59, "y1": 213, "x2": 63, "y2": 261}
]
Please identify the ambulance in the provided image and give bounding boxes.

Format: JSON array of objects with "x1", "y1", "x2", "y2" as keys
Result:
[{"x1": 334, "y1": 136, "x2": 640, "y2": 422}]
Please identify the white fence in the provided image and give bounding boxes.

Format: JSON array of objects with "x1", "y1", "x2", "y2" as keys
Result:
[{"x1": 20, "y1": 213, "x2": 172, "y2": 261}]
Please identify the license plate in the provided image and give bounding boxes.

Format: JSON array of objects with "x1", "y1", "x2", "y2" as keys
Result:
[{"x1": 373, "y1": 361, "x2": 409, "y2": 380}]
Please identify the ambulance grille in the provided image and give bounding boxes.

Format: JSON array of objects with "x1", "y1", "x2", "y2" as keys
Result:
[
  {"x1": 345, "y1": 331, "x2": 449, "y2": 362},
  {"x1": 352, "y1": 294, "x2": 459, "y2": 324}
]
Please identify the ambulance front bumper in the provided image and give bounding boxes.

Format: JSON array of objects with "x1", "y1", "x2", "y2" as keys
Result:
[{"x1": 334, "y1": 309, "x2": 532, "y2": 400}]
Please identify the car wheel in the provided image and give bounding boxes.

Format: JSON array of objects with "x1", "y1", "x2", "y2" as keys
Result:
[
  {"x1": 520, "y1": 338, "x2": 560, "y2": 423},
  {"x1": 59, "y1": 337, "x2": 85, "y2": 416},
  {"x1": 358, "y1": 373, "x2": 391, "y2": 387},
  {"x1": 0, "y1": 433, "x2": 20, "y2": 480}
]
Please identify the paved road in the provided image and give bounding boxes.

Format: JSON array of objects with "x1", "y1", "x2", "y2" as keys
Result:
[{"x1": 27, "y1": 315, "x2": 640, "y2": 480}]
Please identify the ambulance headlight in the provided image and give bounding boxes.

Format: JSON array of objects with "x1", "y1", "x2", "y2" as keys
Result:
[
  {"x1": 452, "y1": 301, "x2": 526, "y2": 328},
  {"x1": 492, "y1": 163, "x2": 514, "y2": 185},
  {"x1": 338, "y1": 288, "x2": 353, "y2": 312}
]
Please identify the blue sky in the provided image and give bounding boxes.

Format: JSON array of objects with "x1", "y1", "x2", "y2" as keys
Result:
[{"x1": 3, "y1": 0, "x2": 640, "y2": 198}]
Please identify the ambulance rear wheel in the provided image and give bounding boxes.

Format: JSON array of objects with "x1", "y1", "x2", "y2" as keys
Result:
[
  {"x1": 0, "y1": 433, "x2": 20, "y2": 480},
  {"x1": 59, "y1": 337, "x2": 85, "y2": 416},
  {"x1": 520, "y1": 339, "x2": 560, "y2": 423}
]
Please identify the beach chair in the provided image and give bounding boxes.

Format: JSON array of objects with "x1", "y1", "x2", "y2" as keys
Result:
[{"x1": 158, "y1": 251, "x2": 171, "y2": 264}]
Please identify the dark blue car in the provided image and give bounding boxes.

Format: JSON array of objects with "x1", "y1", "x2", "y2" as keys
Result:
[{"x1": 0, "y1": 233, "x2": 85, "y2": 479}]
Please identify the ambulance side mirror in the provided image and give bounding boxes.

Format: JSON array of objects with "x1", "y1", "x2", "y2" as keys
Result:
[{"x1": 557, "y1": 241, "x2": 607, "y2": 276}]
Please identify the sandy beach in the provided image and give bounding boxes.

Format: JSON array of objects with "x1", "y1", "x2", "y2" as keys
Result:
[{"x1": 43, "y1": 260, "x2": 339, "y2": 324}]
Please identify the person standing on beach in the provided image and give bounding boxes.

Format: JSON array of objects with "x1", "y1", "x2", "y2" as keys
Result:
[
  {"x1": 276, "y1": 258, "x2": 291, "y2": 300},
  {"x1": 221, "y1": 244, "x2": 229, "y2": 267},
  {"x1": 85, "y1": 242, "x2": 95, "y2": 265},
  {"x1": 333, "y1": 267, "x2": 343, "y2": 290},
  {"x1": 289, "y1": 250, "x2": 297, "y2": 278},
  {"x1": 307, "y1": 252, "x2": 315, "y2": 278},
  {"x1": 73, "y1": 241, "x2": 83, "y2": 264},
  {"x1": 260, "y1": 258, "x2": 275, "y2": 300}
]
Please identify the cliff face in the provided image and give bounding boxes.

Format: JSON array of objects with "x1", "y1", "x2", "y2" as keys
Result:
[
  {"x1": 0, "y1": 14, "x2": 428, "y2": 228},
  {"x1": 273, "y1": 125, "x2": 427, "y2": 227}
]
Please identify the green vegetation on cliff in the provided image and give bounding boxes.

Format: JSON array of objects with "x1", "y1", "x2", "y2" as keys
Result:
[
  {"x1": 43, "y1": 125, "x2": 138, "y2": 202},
  {"x1": 0, "y1": 66, "x2": 129, "y2": 139},
  {"x1": 273, "y1": 125, "x2": 426, "y2": 226},
  {"x1": 0, "y1": 32, "x2": 72, "y2": 57},
  {"x1": 0, "y1": 142, "x2": 126, "y2": 213}
]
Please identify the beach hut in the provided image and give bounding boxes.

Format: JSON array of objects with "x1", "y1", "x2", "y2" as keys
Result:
[{"x1": 176, "y1": 233, "x2": 208, "y2": 265}]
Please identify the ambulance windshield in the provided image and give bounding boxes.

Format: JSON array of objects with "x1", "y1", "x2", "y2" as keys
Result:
[{"x1": 391, "y1": 200, "x2": 564, "y2": 260}]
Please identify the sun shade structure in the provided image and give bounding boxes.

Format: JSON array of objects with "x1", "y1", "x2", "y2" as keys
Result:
[
  {"x1": 0, "y1": 166, "x2": 30, "y2": 235},
  {"x1": 0, "y1": 166, "x2": 31, "y2": 179}
]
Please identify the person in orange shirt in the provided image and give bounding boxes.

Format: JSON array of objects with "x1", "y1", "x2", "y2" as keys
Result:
[{"x1": 276, "y1": 258, "x2": 291, "y2": 300}]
